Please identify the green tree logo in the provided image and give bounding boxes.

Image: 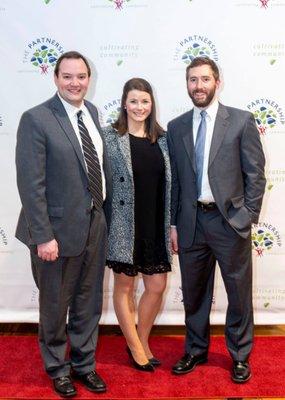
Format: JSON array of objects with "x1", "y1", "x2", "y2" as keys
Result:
[
  {"x1": 44, "y1": 0, "x2": 51, "y2": 3},
  {"x1": 30, "y1": 45, "x2": 58, "y2": 74},
  {"x1": 254, "y1": 106, "x2": 277, "y2": 135},
  {"x1": 182, "y1": 43, "x2": 210, "y2": 65},
  {"x1": 252, "y1": 228, "x2": 274, "y2": 256}
]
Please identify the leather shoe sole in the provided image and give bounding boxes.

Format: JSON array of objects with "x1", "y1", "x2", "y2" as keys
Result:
[
  {"x1": 172, "y1": 353, "x2": 208, "y2": 375},
  {"x1": 53, "y1": 376, "x2": 77, "y2": 398}
]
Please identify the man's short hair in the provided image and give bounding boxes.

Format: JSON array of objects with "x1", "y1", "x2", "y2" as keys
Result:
[
  {"x1": 54, "y1": 51, "x2": 91, "y2": 77},
  {"x1": 186, "y1": 57, "x2": 220, "y2": 81}
]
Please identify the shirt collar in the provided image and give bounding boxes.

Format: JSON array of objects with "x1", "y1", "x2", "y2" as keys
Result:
[
  {"x1": 57, "y1": 92, "x2": 86, "y2": 119},
  {"x1": 193, "y1": 98, "x2": 219, "y2": 121}
]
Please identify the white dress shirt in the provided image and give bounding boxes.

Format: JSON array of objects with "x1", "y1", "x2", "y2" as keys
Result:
[
  {"x1": 193, "y1": 99, "x2": 219, "y2": 203},
  {"x1": 57, "y1": 93, "x2": 106, "y2": 200}
]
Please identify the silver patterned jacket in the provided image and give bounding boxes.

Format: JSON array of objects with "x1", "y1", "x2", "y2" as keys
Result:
[{"x1": 102, "y1": 125, "x2": 172, "y2": 264}]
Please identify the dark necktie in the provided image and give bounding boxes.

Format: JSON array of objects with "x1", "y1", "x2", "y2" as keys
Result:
[
  {"x1": 77, "y1": 110, "x2": 103, "y2": 210},
  {"x1": 195, "y1": 110, "x2": 207, "y2": 198}
]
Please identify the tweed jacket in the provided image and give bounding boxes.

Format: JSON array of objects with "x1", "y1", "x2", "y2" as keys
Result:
[{"x1": 102, "y1": 125, "x2": 172, "y2": 264}]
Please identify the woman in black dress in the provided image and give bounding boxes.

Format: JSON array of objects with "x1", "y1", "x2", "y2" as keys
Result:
[{"x1": 103, "y1": 78, "x2": 171, "y2": 372}]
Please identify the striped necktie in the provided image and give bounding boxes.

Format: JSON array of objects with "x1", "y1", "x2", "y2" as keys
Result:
[
  {"x1": 195, "y1": 110, "x2": 207, "y2": 198},
  {"x1": 77, "y1": 110, "x2": 103, "y2": 210}
]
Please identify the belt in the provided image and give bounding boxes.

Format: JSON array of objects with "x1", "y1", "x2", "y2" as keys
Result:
[{"x1": 197, "y1": 201, "x2": 217, "y2": 211}]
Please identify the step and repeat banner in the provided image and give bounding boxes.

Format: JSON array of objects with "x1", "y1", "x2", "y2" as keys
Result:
[{"x1": 0, "y1": 0, "x2": 284, "y2": 324}]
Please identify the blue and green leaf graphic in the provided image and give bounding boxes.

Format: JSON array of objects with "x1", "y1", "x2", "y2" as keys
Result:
[
  {"x1": 30, "y1": 46, "x2": 58, "y2": 73},
  {"x1": 182, "y1": 43, "x2": 210, "y2": 64},
  {"x1": 252, "y1": 228, "x2": 274, "y2": 256},
  {"x1": 254, "y1": 106, "x2": 277, "y2": 134}
]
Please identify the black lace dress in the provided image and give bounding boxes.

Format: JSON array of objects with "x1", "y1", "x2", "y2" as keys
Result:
[{"x1": 108, "y1": 134, "x2": 171, "y2": 276}]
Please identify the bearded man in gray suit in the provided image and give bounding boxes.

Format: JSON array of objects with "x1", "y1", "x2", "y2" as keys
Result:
[
  {"x1": 167, "y1": 57, "x2": 265, "y2": 383},
  {"x1": 16, "y1": 51, "x2": 112, "y2": 397}
]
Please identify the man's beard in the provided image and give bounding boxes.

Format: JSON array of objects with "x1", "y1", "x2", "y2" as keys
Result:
[{"x1": 188, "y1": 87, "x2": 216, "y2": 108}]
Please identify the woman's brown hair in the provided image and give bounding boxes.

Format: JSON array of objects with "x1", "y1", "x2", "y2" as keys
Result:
[{"x1": 112, "y1": 78, "x2": 163, "y2": 143}]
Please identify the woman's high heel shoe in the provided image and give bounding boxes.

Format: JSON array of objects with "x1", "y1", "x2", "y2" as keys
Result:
[
  {"x1": 126, "y1": 347, "x2": 155, "y2": 372},
  {"x1": 148, "y1": 357, "x2": 161, "y2": 366}
]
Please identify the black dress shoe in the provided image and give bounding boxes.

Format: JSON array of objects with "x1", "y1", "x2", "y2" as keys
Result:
[
  {"x1": 126, "y1": 347, "x2": 155, "y2": 372},
  {"x1": 73, "y1": 370, "x2": 106, "y2": 392},
  {"x1": 232, "y1": 361, "x2": 251, "y2": 383},
  {"x1": 53, "y1": 376, "x2": 77, "y2": 398},
  {"x1": 172, "y1": 352, "x2": 208, "y2": 375},
  {"x1": 149, "y1": 357, "x2": 161, "y2": 366}
]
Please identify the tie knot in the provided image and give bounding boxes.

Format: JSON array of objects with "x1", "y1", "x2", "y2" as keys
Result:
[
  {"x1": 77, "y1": 110, "x2": 83, "y2": 121},
  {"x1": 200, "y1": 110, "x2": 207, "y2": 119}
]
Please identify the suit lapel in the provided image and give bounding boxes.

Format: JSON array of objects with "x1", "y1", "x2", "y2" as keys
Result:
[
  {"x1": 51, "y1": 95, "x2": 88, "y2": 176},
  {"x1": 209, "y1": 103, "x2": 229, "y2": 167},
  {"x1": 117, "y1": 133, "x2": 133, "y2": 179},
  {"x1": 181, "y1": 110, "x2": 196, "y2": 172}
]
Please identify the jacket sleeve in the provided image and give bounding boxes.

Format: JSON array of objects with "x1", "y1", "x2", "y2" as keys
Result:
[
  {"x1": 16, "y1": 111, "x2": 54, "y2": 244},
  {"x1": 167, "y1": 122, "x2": 180, "y2": 226},
  {"x1": 240, "y1": 113, "x2": 266, "y2": 224}
]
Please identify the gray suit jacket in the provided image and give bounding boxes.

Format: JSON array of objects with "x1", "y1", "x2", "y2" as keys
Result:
[
  {"x1": 102, "y1": 126, "x2": 172, "y2": 264},
  {"x1": 167, "y1": 103, "x2": 266, "y2": 248},
  {"x1": 16, "y1": 94, "x2": 112, "y2": 257}
]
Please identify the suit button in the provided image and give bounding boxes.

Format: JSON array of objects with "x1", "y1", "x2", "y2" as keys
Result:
[
  {"x1": 120, "y1": 200, "x2": 125, "y2": 205},
  {"x1": 192, "y1": 202, "x2": 197, "y2": 208},
  {"x1": 86, "y1": 207, "x2": 92, "y2": 214},
  {"x1": 120, "y1": 177, "x2": 125, "y2": 182},
  {"x1": 87, "y1": 186, "x2": 90, "y2": 192}
]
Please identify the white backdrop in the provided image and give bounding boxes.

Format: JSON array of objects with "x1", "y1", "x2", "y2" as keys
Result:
[{"x1": 0, "y1": 0, "x2": 284, "y2": 324}]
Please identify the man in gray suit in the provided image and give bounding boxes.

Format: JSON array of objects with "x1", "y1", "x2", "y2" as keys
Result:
[
  {"x1": 167, "y1": 57, "x2": 265, "y2": 383},
  {"x1": 16, "y1": 51, "x2": 111, "y2": 397}
]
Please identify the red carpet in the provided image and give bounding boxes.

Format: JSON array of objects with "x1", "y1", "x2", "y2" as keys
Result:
[{"x1": 0, "y1": 335, "x2": 284, "y2": 399}]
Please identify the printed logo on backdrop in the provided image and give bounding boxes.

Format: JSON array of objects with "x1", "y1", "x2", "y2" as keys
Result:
[
  {"x1": 100, "y1": 99, "x2": 121, "y2": 126},
  {"x1": 265, "y1": 169, "x2": 285, "y2": 191},
  {"x1": 247, "y1": 98, "x2": 285, "y2": 135},
  {"x1": 252, "y1": 43, "x2": 285, "y2": 65},
  {"x1": 173, "y1": 287, "x2": 183, "y2": 304},
  {"x1": 0, "y1": 114, "x2": 7, "y2": 136},
  {"x1": 21, "y1": 37, "x2": 64, "y2": 75},
  {"x1": 108, "y1": 0, "x2": 130, "y2": 10},
  {"x1": 173, "y1": 35, "x2": 218, "y2": 68},
  {"x1": 253, "y1": 288, "x2": 285, "y2": 309},
  {"x1": 252, "y1": 222, "x2": 282, "y2": 256},
  {"x1": 0, "y1": 226, "x2": 8, "y2": 247},
  {"x1": 99, "y1": 44, "x2": 140, "y2": 66},
  {"x1": 90, "y1": 0, "x2": 147, "y2": 10},
  {"x1": 235, "y1": 0, "x2": 285, "y2": 8},
  {"x1": 172, "y1": 287, "x2": 215, "y2": 305},
  {"x1": 0, "y1": 0, "x2": 6, "y2": 12},
  {"x1": 43, "y1": 0, "x2": 51, "y2": 4},
  {"x1": 31, "y1": 287, "x2": 39, "y2": 304}
]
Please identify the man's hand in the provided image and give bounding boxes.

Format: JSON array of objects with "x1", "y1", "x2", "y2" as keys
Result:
[
  {"x1": 170, "y1": 227, "x2": 179, "y2": 254},
  {"x1": 37, "y1": 239, "x2": 59, "y2": 262}
]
